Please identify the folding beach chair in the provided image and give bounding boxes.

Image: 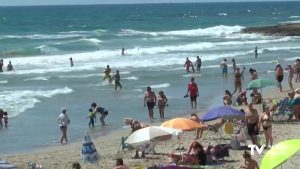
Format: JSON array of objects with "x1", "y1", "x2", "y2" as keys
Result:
[
  {"x1": 205, "y1": 122, "x2": 227, "y2": 144},
  {"x1": 272, "y1": 98, "x2": 294, "y2": 122}
]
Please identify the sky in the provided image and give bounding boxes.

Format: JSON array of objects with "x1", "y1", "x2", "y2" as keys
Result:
[{"x1": 0, "y1": 0, "x2": 298, "y2": 6}]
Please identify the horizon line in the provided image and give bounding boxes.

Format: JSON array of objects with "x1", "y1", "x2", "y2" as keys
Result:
[{"x1": 0, "y1": 0, "x2": 299, "y2": 7}]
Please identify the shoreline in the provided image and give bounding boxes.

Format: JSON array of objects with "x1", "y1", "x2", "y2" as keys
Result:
[{"x1": 3, "y1": 82, "x2": 300, "y2": 168}]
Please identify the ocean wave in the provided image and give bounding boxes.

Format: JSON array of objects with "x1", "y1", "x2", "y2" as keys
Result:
[
  {"x1": 218, "y1": 13, "x2": 228, "y2": 16},
  {"x1": 123, "y1": 76, "x2": 138, "y2": 80},
  {"x1": 119, "y1": 25, "x2": 244, "y2": 37},
  {"x1": 0, "y1": 80, "x2": 8, "y2": 84},
  {"x1": 24, "y1": 77, "x2": 49, "y2": 81},
  {"x1": 59, "y1": 73, "x2": 102, "y2": 79},
  {"x1": 279, "y1": 20, "x2": 300, "y2": 24},
  {"x1": 1, "y1": 34, "x2": 82, "y2": 40},
  {"x1": 149, "y1": 83, "x2": 170, "y2": 89},
  {"x1": 289, "y1": 16, "x2": 300, "y2": 19},
  {"x1": 182, "y1": 73, "x2": 202, "y2": 77},
  {"x1": 263, "y1": 46, "x2": 300, "y2": 52},
  {"x1": 0, "y1": 87, "x2": 73, "y2": 118},
  {"x1": 1, "y1": 36, "x2": 293, "y2": 75},
  {"x1": 35, "y1": 45, "x2": 60, "y2": 54},
  {"x1": 77, "y1": 38, "x2": 102, "y2": 45}
]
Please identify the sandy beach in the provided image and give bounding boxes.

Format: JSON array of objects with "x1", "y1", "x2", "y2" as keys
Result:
[{"x1": 3, "y1": 82, "x2": 300, "y2": 169}]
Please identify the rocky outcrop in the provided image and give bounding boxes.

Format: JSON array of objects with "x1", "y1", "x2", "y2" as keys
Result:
[{"x1": 242, "y1": 23, "x2": 300, "y2": 36}]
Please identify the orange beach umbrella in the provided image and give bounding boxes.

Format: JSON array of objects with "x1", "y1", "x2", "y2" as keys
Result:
[{"x1": 161, "y1": 117, "x2": 202, "y2": 131}]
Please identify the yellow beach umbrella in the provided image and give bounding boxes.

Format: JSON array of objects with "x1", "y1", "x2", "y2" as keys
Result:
[
  {"x1": 260, "y1": 139, "x2": 300, "y2": 169},
  {"x1": 160, "y1": 117, "x2": 202, "y2": 131}
]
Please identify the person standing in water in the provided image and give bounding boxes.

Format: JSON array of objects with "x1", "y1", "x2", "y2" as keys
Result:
[
  {"x1": 91, "y1": 102, "x2": 108, "y2": 126},
  {"x1": 7, "y1": 61, "x2": 14, "y2": 71},
  {"x1": 112, "y1": 70, "x2": 122, "y2": 90},
  {"x1": 194, "y1": 56, "x2": 202, "y2": 72},
  {"x1": 103, "y1": 65, "x2": 111, "y2": 80},
  {"x1": 186, "y1": 77, "x2": 199, "y2": 109},
  {"x1": 121, "y1": 48, "x2": 125, "y2": 56},
  {"x1": 220, "y1": 59, "x2": 228, "y2": 79},
  {"x1": 69, "y1": 57, "x2": 74, "y2": 67},
  {"x1": 0, "y1": 59, "x2": 3, "y2": 72},
  {"x1": 157, "y1": 91, "x2": 168, "y2": 119},
  {"x1": 144, "y1": 86, "x2": 156, "y2": 120},
  {"x1": 254, "y1": 46, "x2": 258, "y2": 59},
  {"x1": 57, "y1": 108, "x2": 70, "y2": 144},
  {"x1": 184, "y1": 57, "x2": 194, "y2": 73},
  {"x1": 232, "y1": 58, "x2": 237, "y2": 74}
]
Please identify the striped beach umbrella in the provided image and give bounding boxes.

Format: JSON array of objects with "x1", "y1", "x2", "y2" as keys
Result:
[{"x1": 82, "y1": 132, "x2": 100, "y2": 164}]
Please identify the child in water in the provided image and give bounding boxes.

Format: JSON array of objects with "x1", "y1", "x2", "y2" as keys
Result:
[{"x1": 87, "y1": 108, "x2": 96, "y2": 127}]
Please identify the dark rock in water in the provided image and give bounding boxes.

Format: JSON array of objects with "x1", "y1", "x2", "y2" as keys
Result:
[{"x1": 242, "y1": 23, "x2": 300, "y2": 36}]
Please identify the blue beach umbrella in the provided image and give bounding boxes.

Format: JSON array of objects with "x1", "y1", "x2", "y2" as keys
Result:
[
  {"x1": 201, "y1": 106, "x2": 245, "y2": 122},
  {"x1": 82, "y1": 132, "x2": 100, "y2": 164}
]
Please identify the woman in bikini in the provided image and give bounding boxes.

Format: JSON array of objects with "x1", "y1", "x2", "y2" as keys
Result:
[
  {"x1": 157, "y1": 91, "x2": 168, "y2": 119},
  {"x1": 144, "y1": 86, "x2": 156, "y2": 120},
  {"x1": 259, "y1": 107, "x2": 273, "y2": 148},
  {"x1": 232, "y1": 67, "x2": 242, "y2": 95}
]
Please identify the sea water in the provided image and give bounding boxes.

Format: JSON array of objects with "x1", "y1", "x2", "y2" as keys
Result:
[{"x1": 0, "y1": 2, "x2": 300, "y2": 154}]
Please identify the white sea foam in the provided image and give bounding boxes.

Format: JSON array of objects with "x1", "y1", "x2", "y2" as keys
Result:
[
  {"x1": 123, "y1": 76, "x2": 138, "y2": 80},
  {"x1": 0, "y1": 80, "x2": 8, "y2": 84},
  {"x1": 78, "y1": 38, "x2": 102, "y2": 45},
  {"x1": 119, "y1": 25, "x2": 244, "y2": 37},
  {"x1": 35, "y1": 45, "x2": 60, "y2": 54},
  {"x1": 1, "y1": 36, "x2": 294, "y2": 75},
  {"x1": 149, "y1": 83, "x2": 170, "y2": 89},
  {"x1": 182, "y1": 73, "x2": 202, "y2": 77},
  {"x1": 24, "y1": 77, "x2": 49, "y2": 81},
  {"x1": 218, "y1": 13, "x2": 228, "y2": 16},
  {"x1": 2, "y1": 34, "x2": 82, "y2": 40},
  {"x1": 280, "y1": 20, "x2": 300, "y2": 24},
  {"x1": 289, "y1": 16, "x2": 300, "y2": 19},
  {"x1": 59, "y1": 73, "x2": 102, "y2": 79},
  {"x1": 0, "y1": 87, "x2": 73, "y2": 118}
]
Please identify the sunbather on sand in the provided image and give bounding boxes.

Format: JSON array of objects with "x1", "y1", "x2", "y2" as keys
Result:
[
  {"x1": 239, "y1": 151, "x2": 259, "y2": 169},
  {"x1": 169, "y1": 140, "x2": 206, "y2": 165},
  {"x1": 190, "y1": 113, "x2": 208, "y2": 139}
]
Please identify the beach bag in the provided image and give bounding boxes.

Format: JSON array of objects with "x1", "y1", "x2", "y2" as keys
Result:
[
  {"x1": 224, "y1": 121, "x2": 234, "y2": 134},
  {"x1": 230, "y1": 135, "x2": 241, "y2": 150}
]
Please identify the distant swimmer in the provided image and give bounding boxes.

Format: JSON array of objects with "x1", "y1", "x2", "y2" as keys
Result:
[
  {"x1": 0, "y1": 59, "x2": 3, "y2": 72},
  {"x1": 103, "y1": 65, "x2": 111, "y2": 80},
  {"x1": 7, "y1": 61, "x2": 14, "y2": 71},
  {"x1": 194, "y1": 56, "x2": 202, "y2": 72},
  {"x1": 121, "y1": 48, "x2": 125, "y2": 56},
  {"x1": 112, "y1": 70, "x2": 122, "y2": 90},
  {"x1": 220, "y1": 59, "x2": 228, "y2": 79},
  {"x1": 184, "y1": 57, "x2": 194, "y2": 73},
  {"x1": 254, "y1": 46, "x2": 258, "y2": 59},
  {"x1": 69, "y1": 57, "x2": 74, "y2": 67}
]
